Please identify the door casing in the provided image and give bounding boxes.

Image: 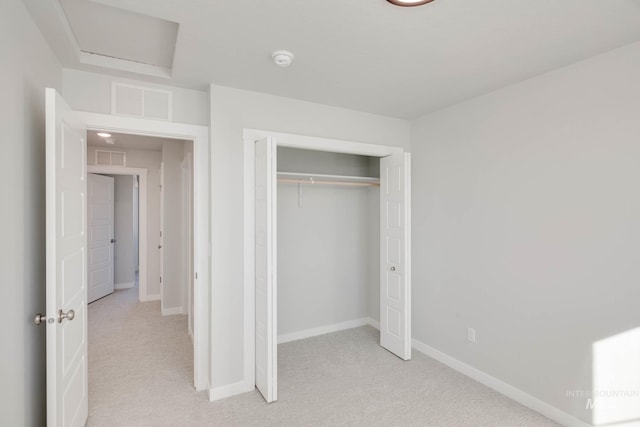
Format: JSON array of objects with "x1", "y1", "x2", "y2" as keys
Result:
[
  {"x1": 77, "y1": 112, "x2": 210, "y2": 392},
  {"x1": 87, "y1": 166, "x2": 149, "y2": 302},
  {"x1": 241, "y1": 128, "x2": 412, "y2": 401}
]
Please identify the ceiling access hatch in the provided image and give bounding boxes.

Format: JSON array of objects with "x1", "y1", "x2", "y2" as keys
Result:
[{"x1": 59, "y1": 0, "x2": 178, "y2": 70}]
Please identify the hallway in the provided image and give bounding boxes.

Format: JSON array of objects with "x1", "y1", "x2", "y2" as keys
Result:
[{"x1": 87, "y1": 288, "x2": 196, "y2": 425}]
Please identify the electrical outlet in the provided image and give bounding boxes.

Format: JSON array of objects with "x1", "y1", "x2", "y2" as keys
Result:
[{"x1": 467, "y1": 327, "x2": 476, "y2": 343}]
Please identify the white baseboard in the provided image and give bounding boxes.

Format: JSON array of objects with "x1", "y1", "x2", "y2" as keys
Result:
[
  {"x1": 140, "y1": 294, "x2": 160, "y2": 302},
  {"x1": 209, "y1": 380, "x2": 254, "y2": 402},
  {"x1": 278, "y1": 317, "x2": 374, "y2": 344},
  {"x1": 227, "y1": 318, "x2": 588, "y2": 427},
  {"x1": 162, "y1": 306, "x2": 186, "y2": 316},
  {"x1": 410, "y1": 338, "x2": 591, "y2": 427},
  {"x1": 366, "y1": 317, "x2": 380, "y2": 330},
  {"x1": 115, "y1": 281, "x2": 135, "y2": 290}
]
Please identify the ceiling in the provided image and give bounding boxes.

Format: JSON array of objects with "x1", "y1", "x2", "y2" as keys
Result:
[
  {"x1": 87, "y1": 131, "x2": 180, "y2": 151},
  {"x1": 26, "y1": 0, "x2": 640, "y2": 119}
]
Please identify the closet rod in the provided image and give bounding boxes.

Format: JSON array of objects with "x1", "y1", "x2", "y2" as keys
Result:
[{"x1": 278, "y1": 178, "x2": 380, "y2": 187}]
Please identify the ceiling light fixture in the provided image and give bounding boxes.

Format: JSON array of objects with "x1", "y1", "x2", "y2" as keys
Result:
[
  {"x1": 272, "y1": 50, "x2": 294, "y2": 68},
  {"x1": 104, "y1": 139, "x2": 115, "y2": 145},
  {"x1": 387, "y1": 0, "x2": 435, "y2": 6},
  {"x1": 97, "y1": 132, "x2": 112, "y2": 138}
]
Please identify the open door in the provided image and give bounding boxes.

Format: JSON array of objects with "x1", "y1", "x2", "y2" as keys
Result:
[
  {"x1": 45, "y1": 88, "x2": 88, "y2": 426},
  {"x1": 380, "y1": 153, "x2": 412, "y2": 360},
  {"x1": 254, "y1": 137, "x2": 278, "y2": 403},
  {"x1": 87, "y1": 173, "x2": 115, "y2": 303}
]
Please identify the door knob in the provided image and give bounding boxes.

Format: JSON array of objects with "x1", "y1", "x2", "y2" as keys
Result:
[
  {"x1": 110, "y1": 238, "x2": 116, "y2": 243},
  {"x1": 58, "y1": 309, "x2": 75, "y2": 323},
  {"x1": 34, "y1": 314, "x2": 47, "y2": 325},
  {"x1": 158, "y1": 245, "x2": 162, "y2": 249},
  {"x1": 390, "y1": 266, "x2": 396, "y2": 271}
]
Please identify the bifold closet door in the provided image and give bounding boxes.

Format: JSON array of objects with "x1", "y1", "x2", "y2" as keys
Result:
[
  {"x1": 255, "y1": 137, "x2": 278, "y2": 403},
  {"x1": 380, "y1": 153, "x2": 412, "y2": 361}
]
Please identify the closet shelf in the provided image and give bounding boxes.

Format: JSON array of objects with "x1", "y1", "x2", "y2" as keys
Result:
[{"x1": 277, "y1": 172, "x2": 380, "y2": 187}]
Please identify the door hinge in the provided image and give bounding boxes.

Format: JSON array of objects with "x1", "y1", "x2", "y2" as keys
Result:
[
  {"x1": 160, "y1": 276, "x2": 162, "y2": 283},
  {"x1": 195, "y1": 272, "x2": 198, "y2": 280}
]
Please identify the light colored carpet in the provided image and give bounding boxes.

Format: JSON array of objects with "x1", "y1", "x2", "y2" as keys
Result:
[{"x1": 88, "y1": 287, "x2": 559, "y2": 426}]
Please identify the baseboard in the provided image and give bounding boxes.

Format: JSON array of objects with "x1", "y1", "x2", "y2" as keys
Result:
[
  {"x1": 278, "y1": 317, "x2": 374, "y2": 344},
  {"x1": 115, "y1": 281, "x2": 135, "y2": 290},
  {"x1": 140, "y1": 294, "x2": 160, "y2": 302},
  {"x1": 410, "y1": 338, "x2": 591, "y2": 427},
  {"x1": 366, "y1": 317, "x2": 380, "y2": 330},
  {"x1": 209, "y1": 380, "x2": 254, "y2": 402},
  {"x1": 162, "y1": 306, "x2": 186, "y2": 316}
]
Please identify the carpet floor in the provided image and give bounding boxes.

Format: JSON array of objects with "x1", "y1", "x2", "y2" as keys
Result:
[{"x1": 87, "y1": 287, "x2": 559, "y2": 426}]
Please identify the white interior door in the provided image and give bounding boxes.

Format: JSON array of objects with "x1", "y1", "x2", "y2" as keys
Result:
[
  {"x1": 255, "y1": 137, "x2": 277, "y2": 403},
  {"x1": 45, "y1": 88, "x2": 88, "y2": 427},
  {"x1": 87, "y1": 173, "x2": 115, "y2": 303},
  {"x1": 380, "y1": 153, "x2": 412, "y2": 360}
]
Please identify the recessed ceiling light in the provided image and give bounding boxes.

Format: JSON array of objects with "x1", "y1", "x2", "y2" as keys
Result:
[
  {"x1": 97, "y1": 132, "x2": 112, "y2": 138},
  {"x1": 272, "y1": 50, "x2": 294, "y2": 68},
  {"x1": 387, "y1": 0, "x2": 435, "y2": 6}
]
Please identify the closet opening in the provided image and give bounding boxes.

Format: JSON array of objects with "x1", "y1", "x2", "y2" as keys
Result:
[
  {"x1": 277, "y1": 147, "x2": 381, "y2": 346},
  {"x1": 244, "y1": 129, "x2": 412, "y2": 404}
]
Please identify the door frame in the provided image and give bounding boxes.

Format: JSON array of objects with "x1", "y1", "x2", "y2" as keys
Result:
[
  {"x1": 87, "y1": 166, "x2": 149, "y2": 302},
  {"x1": 242, "y1": 128, "x2": 408, "y2": 395},
  {"x1": 77, "y1": 112, "x2": 210, "y2": 392}
]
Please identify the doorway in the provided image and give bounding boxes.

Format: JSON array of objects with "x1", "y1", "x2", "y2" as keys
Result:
[
  {"x1": 43, "y1": 88, "x2": 210, "y2": 426},
  {"x1": 243, "y1": 129, "x2": 412, "y2": 403}
]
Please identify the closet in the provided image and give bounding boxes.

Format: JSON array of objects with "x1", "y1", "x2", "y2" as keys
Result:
[
  {"x1": 252, "y1": 134, "x2": 411, "y2": 404},
  {"x1": 277, "y1": 148, "x2": 381, "y2": 342}
]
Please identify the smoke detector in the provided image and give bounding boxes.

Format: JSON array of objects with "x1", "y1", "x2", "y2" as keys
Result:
[{"x1": 272, "y1": 50, "x2": 294, "y2": 67}]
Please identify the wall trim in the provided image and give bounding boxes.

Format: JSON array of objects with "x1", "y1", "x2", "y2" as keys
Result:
[
  {"x1": 78, "y1": 111, "x2": 210, "y2": 392},
  {"x1": 209, "y1": 380, "x2": 254, "y2": 402},
  {"x1": 88, "y1": 165, "x2": 148, "y2": 303},
  {"x1": 162, "y1": 306, "x2": 186, "y2": 316},
  {"x1": 114, "y1": 281, "x2": 135, "y2": 290},
  {"x1": 366, "y1": 318, "x2": 381, "y2": 330},
  {"x1": 409, "y1": 338, "x2": 591, "y2": 427},
  {"x1": 242, "y1": 128, "x2": 408, "y2": 404},
  {"x1": 278, "y1": 318, "x2": 374, "y2": 344},
  {"x1": 288, "y1": 317, "x2": 589, "y2": 427},
  {"x1": 140, "y1": 294, "x2": 160, "y2": 302}
]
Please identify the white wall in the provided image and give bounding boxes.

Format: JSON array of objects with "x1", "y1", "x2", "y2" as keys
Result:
[
  {"x1": 277, "y1": 148, "x2": 379, "y2": 336},
  {"x1": 88, "y1": 147, "x2": 163, "y2": 298},
  {"x1": 62, "y1": 69, "x2": 210, "y2": 126},
  {"x1": 0, "y1": 1, "x2": 62, "y2": 425},
  {"x1": 161, "y1": 140, "x2": 186, "y2": 313},
  {"x1": 210, "y1": 84, "x2": 410, "y2": 388},
  {"x1": 109, "y1": 175, "x2": 136, "y2": 288},
  {"x1": 411, "y1": 41, "x2": 640, "y2": 424}
]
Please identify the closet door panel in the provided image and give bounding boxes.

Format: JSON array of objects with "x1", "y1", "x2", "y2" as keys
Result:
[
  {"x1": 380, "y1": 153, "x2": 412, "y2": 360},
  {"x1": 254, "y1": 137, "x2": 278, "y2": 403}
]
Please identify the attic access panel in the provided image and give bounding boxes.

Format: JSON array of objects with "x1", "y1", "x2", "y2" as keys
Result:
[{"x1": 59, "y1": 0, "x2": 178, "y2": 68}]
